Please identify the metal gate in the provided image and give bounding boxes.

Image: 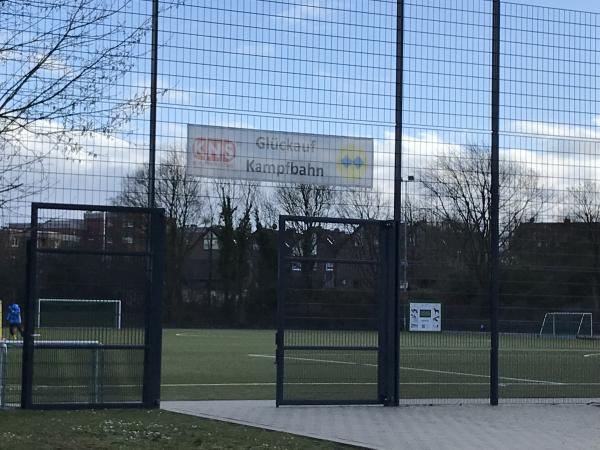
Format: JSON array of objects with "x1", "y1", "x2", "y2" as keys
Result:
[
  {"x1": 276, "y1": 216, "x2": 398, "y2": 406},
  {"x1": 18, "y1": 203, "x2": 164, "y2": 409}
]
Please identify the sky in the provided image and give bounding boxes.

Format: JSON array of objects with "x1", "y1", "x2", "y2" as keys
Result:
[
  {"x1": 3, "y1": 0, "x2": 600, "y2": 224},
  {"x1": 526, "y1": 0, "x2": 600, "y2": 13}
]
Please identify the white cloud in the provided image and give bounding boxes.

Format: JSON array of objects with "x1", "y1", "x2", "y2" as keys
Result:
[
  {"x1": 276, "y1": 0, "x2": 343, "y2": 29},
  {"x1": 236, "y1": 42, "x2": 277, "y2": 58},
  {"x1": 512, "y1": 120, "x2": 600, "y2": 140},
  {"x1": 5, "y1": 115, "x2": 600, "y2": 225}
]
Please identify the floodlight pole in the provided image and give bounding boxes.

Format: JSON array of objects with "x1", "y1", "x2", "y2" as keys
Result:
[
  {"x1": 490, "y1": 0, "x2": 501, "y2": 406},
  {"x1": 388, "y1": 0, "x2": 405, "y2": 407},
  {"x1": 400, "y1": 176, "x2": 414, "y2": 293},
  {"x1": 148, "y1": 0, "x2": 159, "y2": 209}
]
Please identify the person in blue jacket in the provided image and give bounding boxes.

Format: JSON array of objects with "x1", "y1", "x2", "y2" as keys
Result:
[{"x1": 6, "y1": 303, "x2": 24, "y2": 340}]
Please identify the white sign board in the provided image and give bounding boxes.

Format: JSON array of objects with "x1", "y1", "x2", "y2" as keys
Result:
[
  {"x1": 409, "y1": 302, "x2": 441, "y2": 332},
  {"x1": 187, "y1": 125, "x2": 373, "y2": 187}
]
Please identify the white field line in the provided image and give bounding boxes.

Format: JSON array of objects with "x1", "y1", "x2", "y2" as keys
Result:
[
  {"x1": 248, "y1": 353, "x2": 377, "y2": 367},
  {"x1": 403, "y1": 347, "x2": 596, "y2": 353},
  {"x1": 161, "y1": 382, "x2": 593, "y2": 387},
  {"x1": 5, "y1": 382, "x2": 600, "y2": 391},
  {"x1": 248, "y1": 354, "x2": 565, "y2": 386},
  {"x1": 399, "y1": 366, "x2": 564, "y2": 385},
  {"x1": 583, "y1": 353, "x2": 600, "y2": 358},
  {"x1": 175, "y1": 333, "x2": 238, "y2": 338}
]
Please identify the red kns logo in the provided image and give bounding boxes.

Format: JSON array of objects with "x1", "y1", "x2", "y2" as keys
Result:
[{"x1": 193, "y1": 137, "x2": 236, "y2": 164}]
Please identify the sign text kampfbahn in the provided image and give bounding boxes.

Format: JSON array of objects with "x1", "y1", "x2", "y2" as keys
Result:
[{"x1": 187, "y1": 125, "x2": 374, "y2": 187}]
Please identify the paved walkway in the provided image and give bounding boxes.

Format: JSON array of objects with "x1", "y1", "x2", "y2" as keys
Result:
[{"x1": 162, "y1": 400, "x2": 600, "y2": 449}]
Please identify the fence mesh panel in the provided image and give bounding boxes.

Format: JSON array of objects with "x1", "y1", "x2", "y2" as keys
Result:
[
  {"x1": 21, "y1": 205, "x2": 157, "y2": 407},
  {"x1": 498, "y1": 2, "x2": 600, "y2": 403},
  {"x1": 277, "y1": 218, "x2": 395, "y2": 405},
  {"x1": 1, "y1": 0, "x2": 600, "y2": 405}
]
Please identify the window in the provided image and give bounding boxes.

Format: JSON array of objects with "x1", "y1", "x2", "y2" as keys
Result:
[
  {"x1": 325, "y1": 262, "x2": 334, "y2": 272},
  {"x1": 203, "y1": 232, "x2": 219, "y2": 250},
  {"x1": 10, "y1": 236, "x2": 19, "y2": 248},
  {"x1": 291, "y1": 262, "x2": 301, "y2": 272},
  {"x1": 123, "y1": 236, "x2": 133, "y2": 244}
]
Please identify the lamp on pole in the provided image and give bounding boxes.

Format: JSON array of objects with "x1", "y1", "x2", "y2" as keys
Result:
[{"x1": 400, "y1": 175, "x2": 414, "y2": 292}]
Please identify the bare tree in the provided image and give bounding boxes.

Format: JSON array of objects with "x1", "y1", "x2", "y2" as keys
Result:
[
  {"x1": 275, "y1": 184, "x2": 336, "y2": 258},
  {"x1": 568, "y1": 181, "x2": 600, "y2": 224},
  {"x1": 419, "y1": 144, "x2": 548, "y2": 291},
  {"x1": 117, "y1": 153, "x2": 207, "y2": 229},
  {"x1": 0, "y1": 141, "x2": 48, "y2": 209},
  {"x1": 335, "y1": 188, "x2": 392, "y2": 220},
  {"x1": 567, "y1": 181, "x2": 600, "y2": 310},
  {"x1": 0, "y1": 0, "x2": 168, "y2": 207},
  {"x1": 115, "y1": 152, "x2": 208, "y2": 325},
  {"x1": 276, "y1": 184, "x2": 335, "y2": 218}
]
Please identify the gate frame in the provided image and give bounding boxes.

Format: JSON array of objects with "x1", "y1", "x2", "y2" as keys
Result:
[
  {"x1": 276, "y1": 215, "x2": 399, "y2": 407},
  {"x1": 21, "y1": 202, "x2": 165, "y2": 410}
]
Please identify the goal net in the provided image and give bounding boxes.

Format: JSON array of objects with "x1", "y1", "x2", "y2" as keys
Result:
[
  {"x1": 539, "y1": 312, "x2": 593, "y2": 338},
  {"x1": 37, "y1": 299, "x2": 121, "y2": 328}
]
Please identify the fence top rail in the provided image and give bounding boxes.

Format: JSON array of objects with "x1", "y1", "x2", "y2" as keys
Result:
[
  {"x1": 0, "y1": 340, "x2": 146, "y2": 350},
  {"x1": 280, "y1": 215, "x2": 394, "y2": 226},
  {"x1": 544, "y1": 312, "x2": 593, "y2": 315},
  {"x1": 1, "y1": 340, "x2": 100, "y2": 348},
  {"x1": 283, "y1": 256, "x2": 378, "y2": 265},
  {"x1": 38, "y1": 299, "x2": 121, "y2": 303},
  {"x1": 31, "y1": 202, "x2": 165, "y2": 215}
]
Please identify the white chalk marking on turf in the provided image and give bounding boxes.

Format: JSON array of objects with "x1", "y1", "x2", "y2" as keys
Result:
[
  {"x1": 399, "y1": 366, "x2": 564, "y2": 385},
  {"x1": 403, "y1": 347, "x2": 592, "y2": 353},
  {"x1": 248, "y1": 354, "x2": 565, "y2": 386},
  {"x1": 11, "y1": 382, "x2": 572, "y2": 390},
  {"x1": 248, "y1": 353, "x2": 377, "y2": 367},
  {"x1": 175, "y1": 333, "x2": 239, "y2": 338},
  {"x1": 583, "y1": 353, "x2": 600, "y2": 358},
  {"x1": 160, "y1": 382, "x2": 519, "y2": 387},
  {"x1": 163, "y1": 382, "x2": 600, "y2": 386}
]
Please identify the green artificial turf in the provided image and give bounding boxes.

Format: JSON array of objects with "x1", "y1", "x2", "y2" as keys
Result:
[
  {"x1": 161, "y1": 329, "x2": 600, "y2": 401},
  {"x1": 2, "y1": 328, "x2": 600, "y2": 404}
]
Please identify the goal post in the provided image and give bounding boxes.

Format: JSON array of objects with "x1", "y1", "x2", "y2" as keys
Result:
[
  {"x1": 539, "y1": 312, "x2": 593, "y2": 338},
  {"x1": 37, "y1": 299, "x2": 122, "y2": 329},
  {"x1": 0, "y1": 340, "x2": 104, "y2": 407}
]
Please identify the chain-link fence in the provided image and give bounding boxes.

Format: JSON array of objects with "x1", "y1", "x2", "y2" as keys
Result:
[{"x1": 2, "y1": 0, "x2": 600, "y2": 405}]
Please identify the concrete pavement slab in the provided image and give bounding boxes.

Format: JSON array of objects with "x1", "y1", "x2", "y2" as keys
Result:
[{"x1": 162, "y1": 400, "x2": 600, "y2": 449}]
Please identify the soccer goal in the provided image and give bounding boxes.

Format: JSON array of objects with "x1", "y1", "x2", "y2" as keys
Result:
[
  {"x1": 0, "y1": 340, "x2": 104, "y2": 407},
  {"x1": 539, "y1": 312, "x2": 593, "y2": 338},
  {"x1": 37, "y1": 299, "x2": 121, "y2": 329}
]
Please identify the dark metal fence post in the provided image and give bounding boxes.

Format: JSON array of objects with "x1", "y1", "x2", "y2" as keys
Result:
[
  {"x1": 385, "y1": 221, "x2": 400, "y2": 406},
  {"x1": 143, "y1": 209, "x2": 165, "y2": 408},
  {"x1": 148, "y1": 0, "x2": 159, "y2": 209},
  {"x1": 394, "y1": 0, "x2": 404, "y2": 223},
  {"x1": 490, "y1": 0, "x2": 501, "y2": 406},
  {"x1": 392, "y1": 0, "x2": 405, "y2": 406},
  {"x1": 377, "y1": 224, "x2": 386, "y2": 403},
  {"x1": 21, "y1": 209, "x2": 38, "y2": 409},
  {"x1": 275, "y1": 217, "x2": 286, "y2": 407}
]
